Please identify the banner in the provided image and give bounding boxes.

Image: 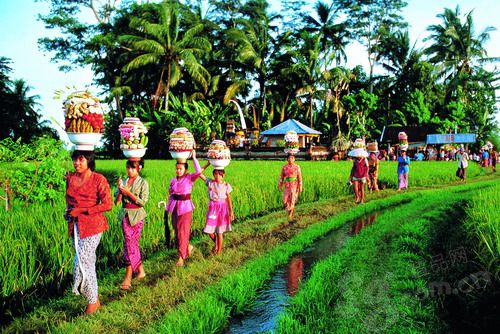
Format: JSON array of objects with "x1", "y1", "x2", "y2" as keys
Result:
[{"x1": 426, "y1": 133, "x2": 476, "y2": 144}]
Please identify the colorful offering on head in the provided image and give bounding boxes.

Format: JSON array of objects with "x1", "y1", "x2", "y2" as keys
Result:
[
  {"x1": 64, "y1": 91, "x2": 104, "y2": 133},
  {"x1": 169, "y1": 127, "x2": 195, "y2": 162},
  {"x1": 119, "y1": 117, "x2": 148, "y2": 150},
  {"x1": 284, "y1": 131, "x2": 299, "y2": 154},
  {"x1": 398, "y1": 131, "x2": 408, "y2": 151},
  {"x1": 119, "y1": 117, "x2": 148, "y2": 159},
  {"x1": 63, "y1": 91, "x2": 104, "y2": 150},
  {"x1": 208, "y1": 139, "x2": 231, "y2": 169},
  {"x1": 367, "y1": 141, "x2": 378, "y2": 153},
  {"x1": 348, "y1": 138, "x2": 368, "y2": 157},
  {"x1": 169, "y1": 127, "x2": 195, "y2": 151}
]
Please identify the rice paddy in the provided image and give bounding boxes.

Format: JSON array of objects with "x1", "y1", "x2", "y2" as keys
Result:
[{"x1": 0, "y1": 159, "x2": 498, "y2": 333}]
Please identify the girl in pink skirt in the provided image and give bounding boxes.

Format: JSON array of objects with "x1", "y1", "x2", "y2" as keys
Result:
[{"x1": 199, "y1": 166, "x2": 234, "y2": 255}]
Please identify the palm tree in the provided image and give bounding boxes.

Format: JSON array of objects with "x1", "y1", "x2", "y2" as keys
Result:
[
  {"x1": 226, "y1": 0, "x2": 279, "y2": 128},
  {"x1": 121, "y1": 0, "x2": 211, "y2": 113},
  {"x1": 321, "y1": 67, "x2": 353, "y2": 144},
  {"x1": 424, "y1": 6, "x2": 498, "y2": 94},
  {"x1": 286, "y1": 30, "x2": 324, "y2": 128},
  {"x1": 303, "y1": 1, "x2": 349, "y2": 67},
  {"x1": 424, "y1": 6, "x2": 499, "y2": 137}
]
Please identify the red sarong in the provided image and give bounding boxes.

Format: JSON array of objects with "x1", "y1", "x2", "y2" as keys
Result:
[
  {"x1": 122, "y1": 216, "x2": 144, "y2": 271},
  {"x1": 172, "y1": 210, "x2": 192, "y2": 260}
]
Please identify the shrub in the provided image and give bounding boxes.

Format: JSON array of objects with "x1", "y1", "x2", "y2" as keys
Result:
[{"x1": 0, "y1": 136, "x2": 71, "y2": 207}]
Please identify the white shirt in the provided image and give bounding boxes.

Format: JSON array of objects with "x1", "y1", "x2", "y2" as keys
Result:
[{"x1": 457, "y1": 152, "x2": 469, "y2": 168}]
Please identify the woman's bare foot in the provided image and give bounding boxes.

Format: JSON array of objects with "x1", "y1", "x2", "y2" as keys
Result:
[
  {"x1": 188, "y1": 244, "x2": 194, "y2": 256},
  {"x1": 119, "y1": 282, "x2": 131, "y2": 290},
  {"x1": 84, "y1": 300, "x2": 101, "y2": 315},
  {"x1": 176, "y1": 257, "x2": 184, "y2": 267},
  {"x1": 136, "y1": 264, "x2": 146, "y2": 280}
]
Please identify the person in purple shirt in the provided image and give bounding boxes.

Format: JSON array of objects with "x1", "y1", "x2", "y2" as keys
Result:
[{"x1": 166, "y1": 149, "x2": 205, "y2": 267}]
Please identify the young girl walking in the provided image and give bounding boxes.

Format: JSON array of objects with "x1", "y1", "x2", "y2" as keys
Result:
[
  {"x1": 199, "y1": 164, "x2": 234, "y2": 255},
  {"x1": 350, "y1": 156, "x2": 369, "y2": 204},
  {"x1": 115, "y1": 159, "x2": 149, "y2": 290}
]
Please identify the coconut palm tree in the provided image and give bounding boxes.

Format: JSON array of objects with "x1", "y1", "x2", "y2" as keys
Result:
[
  {"x1": 285, "y1": 30, "x2": 324, "y2": 128},
  {"x1": 424, "y1": 6, "x2": 498, "y2": 94},
  {"x1": 121, "y1": 0, "x2": 211, "y2": 113},
  {"x1": 226, "y1": 0, "x2": 280, "y2": 128},
  {"x1": 303, "y1": 1, "x2": 349, "y2": 67}
]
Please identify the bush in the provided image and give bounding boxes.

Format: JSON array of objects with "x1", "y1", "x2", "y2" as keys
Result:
[{"x1": 0, "y1": 136, "x2": 71, "y2": 207}]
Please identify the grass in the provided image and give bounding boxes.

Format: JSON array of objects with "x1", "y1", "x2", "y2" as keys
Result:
[
  {"x1": 0, "y1": 160, "x2": 483, "y2": 300},
  {"x1": 0, "y1": 160, "x2": 495, "y2": 333},
  {"x1": 2, "y1": 190, "x2": 371, "y2": 333},
  {"x1": 277, "y1": 180, "x2": 497, "y2": 333},
  {"x1": 464, "y1": 182, "x2": 500, "y2": 279}
]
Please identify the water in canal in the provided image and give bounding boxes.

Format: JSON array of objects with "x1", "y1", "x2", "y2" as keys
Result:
[{"x1": 225, "y1": 213, "x2": 378, "y2": 333}]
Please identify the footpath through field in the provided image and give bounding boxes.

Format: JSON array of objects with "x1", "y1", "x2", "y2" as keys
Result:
[{"x1": 3, "y1": 173, "x2": 499, "y2": 333}]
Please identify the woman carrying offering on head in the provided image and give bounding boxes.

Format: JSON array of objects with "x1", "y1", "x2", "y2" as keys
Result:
[
  {"x1": 115, "y1": 158, "x2": 149, "y2": 290},
  {"x1": 397, "y1": 149, "x2": 410, "y2": 191},
  {"x1": 166, "y1": 149, "x2": 202, "y2": 267},
  {"x1": 278, "y1": 154, "x2": 303, "y2": 221},
  {"x1": 65, "y1": 150, "x2": 112, "y2": 315},
  {"x1": 350, "y1": 155, "x2": 369, "y2": 204},
  {"x1": 367, "y1": 152, "x2": 379, "y2": 193}
]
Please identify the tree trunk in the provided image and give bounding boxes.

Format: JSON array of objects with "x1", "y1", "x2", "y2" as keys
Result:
[
  {"x1": 309, "y1": 95, "x2": 314, "y2": 127},
  {"x1": 115, "y1": 95, "x2": 123, "y2": 120},
  {"x1": 165, "y1": 63, "x2": 171, "y2": 113}
]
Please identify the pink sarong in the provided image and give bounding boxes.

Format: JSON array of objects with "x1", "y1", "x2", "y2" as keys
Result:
[
  {"x1": 203, "y1": 200, "x2": 232, "y2": 234},
  {"x1": 398, "y1": 173, "x2": 409, "y2": 190},
  {"x1": 172, "y1": 210, "x2": 192, "y2": 260},
  {"x1": 122, "y1": 216, "x2": 144, "y2": 271},
  {"x1": 283, "y1": 182, "x2": 300, "y2": 211}
]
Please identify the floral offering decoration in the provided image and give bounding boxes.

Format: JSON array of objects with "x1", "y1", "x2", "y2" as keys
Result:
[
  {"x1": 284, "y1": 131, "x2": 299, "y2": 154},
  {"x1": 119, "y1": 117, "x2": 148, "y2": 150}
]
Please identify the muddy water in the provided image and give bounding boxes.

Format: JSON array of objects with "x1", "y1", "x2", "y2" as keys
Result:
[{"x1": 225, "y1": 213, "x2": 378, "y2": 333}]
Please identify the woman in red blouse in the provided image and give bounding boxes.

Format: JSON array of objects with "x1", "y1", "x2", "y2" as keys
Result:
[
  {"x1": 350, "y1": 156, "x2": 369, "y2": 204},
  {"x1": 65, "y1": 150, "x2": 112, "y2": 315},
  {"x1": 278, "y1": 154, "x2": 303, "y2": 221}
]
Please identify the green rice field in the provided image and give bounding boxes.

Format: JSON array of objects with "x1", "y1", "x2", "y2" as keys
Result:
[{"x1": 0, "y1": 159, "x2": 498, "y2": 333}]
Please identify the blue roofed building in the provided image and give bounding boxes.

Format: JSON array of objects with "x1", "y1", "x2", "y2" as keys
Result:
[{"x1": 260, "y1": 119, "x2": 321, "y2": 148}]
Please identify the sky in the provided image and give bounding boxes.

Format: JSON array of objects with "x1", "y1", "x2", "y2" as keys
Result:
[{"x1": 0, "y1": 0, "x2": 499, "y2": 144}]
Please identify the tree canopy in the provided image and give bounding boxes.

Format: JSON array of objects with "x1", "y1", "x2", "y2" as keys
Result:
[{"x1": 20, "y1": 0, "x2": 498, "y2": 154}]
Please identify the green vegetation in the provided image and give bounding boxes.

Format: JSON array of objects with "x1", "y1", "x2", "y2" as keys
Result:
[
  {"x1": 2, "y1": 161, "x2": 497, "y2": 333},
  {"x1": 277, "y1": 181, "x2": 496, "y2": 333},
  {"x1": 30, "y1": 0, "x2": 498, "y2": 156},
  {"x1": 0, "y1": 160, "x2": 482, "y2": 300},
  {"x1": 465, "y1": 182, "x2": 500, "y2": 279}
]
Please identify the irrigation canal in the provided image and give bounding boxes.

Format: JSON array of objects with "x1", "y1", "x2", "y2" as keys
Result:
[{"x1": 225, "y1": 213, "x2": 378, "y2": 333}]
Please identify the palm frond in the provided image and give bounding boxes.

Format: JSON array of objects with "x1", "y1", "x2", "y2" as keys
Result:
[{"x1": 123, "y1": 53, "x2": 160, "y2": 72}]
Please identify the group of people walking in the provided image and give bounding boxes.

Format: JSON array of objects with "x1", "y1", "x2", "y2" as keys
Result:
[
  {"x1": 64, "y1": 142, "x2": 486, "y2": 315},
  {"x1": 64, "y1": 149, "x2": 234, "y2": 314}
]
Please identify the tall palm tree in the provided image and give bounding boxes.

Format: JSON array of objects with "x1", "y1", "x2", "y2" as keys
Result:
[
  {"x1": 226, "y1": 0, "x2": 279, "y2": 128},
  {"x1": 424, "y1": 6, "x2": 499, "y2": 135},
  {"x1": 424, "y1": 6, "x2": 498, "y2": 91},
  {"x1": 303, "y1": 1, "x2": 349, "y2": 67},
  {"x1": 121, "y1": 0, "x2": 211, "y2": 113},
  {"x1": 285, "y1": 30, "x2": 324, "y2": 127},
  {"x1": 321, "y1": 67, "x2": 353, "y2": 143}
]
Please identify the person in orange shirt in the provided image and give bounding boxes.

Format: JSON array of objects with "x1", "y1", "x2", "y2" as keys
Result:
[{"x1": 65, "y1": 150, "x2": 112, "y2": 315}]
